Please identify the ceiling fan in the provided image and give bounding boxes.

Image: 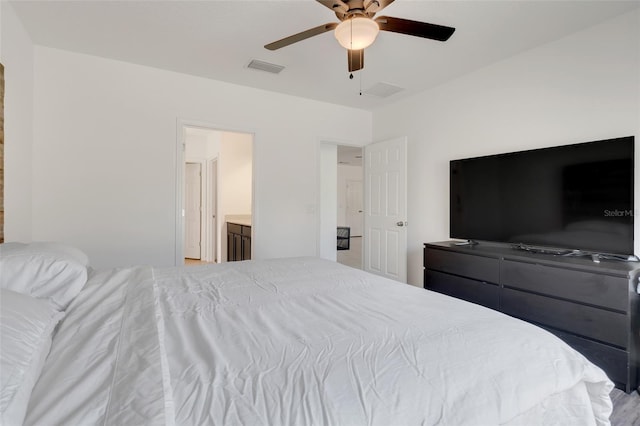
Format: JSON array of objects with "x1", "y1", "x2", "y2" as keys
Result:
[{"x1": 264, "y1": 0, "x2": 455, "y2": 73}]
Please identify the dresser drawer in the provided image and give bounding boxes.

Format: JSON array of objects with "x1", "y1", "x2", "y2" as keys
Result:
[
  {"x1": 547, "y1": 328, "x2": 630, "y2": 389},
  {"x1": 501, "y1": 260, "x2": 629, "y2": 312},
  {"x1": 502, "y1": 288, "x2": 628, "y2": 348},
  {"x1": 241, "y1": 225, "x2": 251, "y2": 237},
  {"x1": 425, "y1": 270, "x2": 500, "y2": 310},
  {"x1": 424, "y1": 248, "x2": 499, "y2": 283}
]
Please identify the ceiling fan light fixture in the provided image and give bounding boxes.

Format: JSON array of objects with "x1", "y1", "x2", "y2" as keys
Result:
[{"x1": 334, "y1": 17, "x2": 379, "y2": 50}]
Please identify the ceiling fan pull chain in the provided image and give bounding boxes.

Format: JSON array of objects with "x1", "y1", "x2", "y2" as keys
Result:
[{"x1": 348, "y1": 18, "x2": 354, "y2": 77}]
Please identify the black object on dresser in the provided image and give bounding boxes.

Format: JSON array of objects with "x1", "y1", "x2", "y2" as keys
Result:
[
  {"x1": 227, "y1": 222, "x2": 251, "y2": 261},
  {"x1": 424, "y1": 241, "x2": 640, "y2": 393}
]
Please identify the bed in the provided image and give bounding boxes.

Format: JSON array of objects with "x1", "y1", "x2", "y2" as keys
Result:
[{"x1": 1, "y1": 242, "x2": 614, "y2": 425}]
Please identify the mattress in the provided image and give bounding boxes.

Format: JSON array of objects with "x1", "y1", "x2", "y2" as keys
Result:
[{"x1": 25, "y1": 257, "x2": 613, "y2": 425}]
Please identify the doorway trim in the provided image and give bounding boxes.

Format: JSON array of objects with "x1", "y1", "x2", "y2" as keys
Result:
[
  {"x1": 206, "y1": 157, "x2": 218, "y2": 263},
  {"x1": 175, "y1": 118, "x2": 257, "y2": 266}
]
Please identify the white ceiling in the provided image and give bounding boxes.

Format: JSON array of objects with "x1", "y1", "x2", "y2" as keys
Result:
[{"x1": 10, "y1": 0, "x2": 640, "y2": 111}]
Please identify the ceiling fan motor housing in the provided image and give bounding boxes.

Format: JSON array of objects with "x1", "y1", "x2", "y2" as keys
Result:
[{"x1": 332, "y1": 0, "x2": 382, "y2": 20}]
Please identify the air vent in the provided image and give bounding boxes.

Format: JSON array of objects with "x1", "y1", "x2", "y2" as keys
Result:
[
  {"x1": 363, "y1": 82, "x2": 404, "y2": 98},
  {"x1": 247, "y1": 59, "x2": 285, "y2": 74}
]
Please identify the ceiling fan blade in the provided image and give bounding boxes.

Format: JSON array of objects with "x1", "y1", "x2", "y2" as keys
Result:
[
  {"x1": 348, "y1": 49, "x2": 364, "y2": 72},
  {"x1": 364, "y1": 0, "x2": 395, "y2": 15},
  {"x1": 265, "y1": 22, "x2": 338, "y2": 50},
  {"x1": 375, "y1": 16, "x2": 455, "y2": 42}
]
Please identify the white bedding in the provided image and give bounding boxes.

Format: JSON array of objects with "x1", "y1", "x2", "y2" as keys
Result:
[
  {"x1": 25, "y1": 257, "x2": 613, "y2": 425},
  {"x1": 25, "y1": 267, "x2": 169, "y2": 425}
]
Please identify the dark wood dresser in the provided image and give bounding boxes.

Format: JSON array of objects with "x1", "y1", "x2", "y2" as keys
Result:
[
  {"x1": 424, "y1": 241, "x2": 640, "y2": 393},
  {"x1": 227, "y1": 222, "x2": 251, "y2": 261}
]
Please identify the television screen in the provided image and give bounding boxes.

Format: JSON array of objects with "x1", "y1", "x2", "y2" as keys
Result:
[{"x1": 450, "y1": 136, "x2": 634, "y2": 256}]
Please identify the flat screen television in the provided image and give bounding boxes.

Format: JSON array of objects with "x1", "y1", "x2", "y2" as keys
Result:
[{"x1": 450, "y1": 136, "x2": 635, "y2": 257}]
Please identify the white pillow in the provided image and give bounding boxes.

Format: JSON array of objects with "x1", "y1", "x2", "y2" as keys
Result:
[
  {"x1": 0, "y1": 289, "x2": 64, "y2": 426},
  {"x1": 0, "y1": 242, "x2": 89, "y2": 310}
]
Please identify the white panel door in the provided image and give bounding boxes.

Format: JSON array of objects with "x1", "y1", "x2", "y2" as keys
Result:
[
  {"x1": 185, "y1": 162, "x2": 202, "y2": 259},
  {"x1": 346, "y1": 179, "x2": 363, "y2": 237},
  {"x1": 364, "y1": 137, "x2": 407, "y2": 282}
]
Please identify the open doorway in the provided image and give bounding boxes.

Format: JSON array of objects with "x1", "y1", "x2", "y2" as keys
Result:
[
  {"x1": 337, "y1": 146, "x2": 363, "y2": 269},
  {"x1": 319, "y1": 139, "x2": 408, "y2": 281},
  {"x1": 318, "y1": 142, "x2": 363, "y2": 269},
  {"x1": 179, "y1": 124, "x2": 253, "y2": 265}
]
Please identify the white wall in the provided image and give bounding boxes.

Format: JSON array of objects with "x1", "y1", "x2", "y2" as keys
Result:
[
  {"x1": 220, "y1": 132, "x2": 252, "y2": 218},
  {"x1": 1, "y1": 2, "x2": 34, "y2": 242},
  {"x1": 30, "y1": 47, "x2": 371, "y2": 268},
  {"x1": 185, "y1": 127, "x2": 220, "y2": 160},
  {"x1": 373, "y1": 10, "x2": 640, "y2": 287}
]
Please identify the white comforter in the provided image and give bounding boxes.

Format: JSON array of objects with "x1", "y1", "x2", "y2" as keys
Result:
[{"x1": 25, "y1": 257, "x2": 613, "y2": 425}]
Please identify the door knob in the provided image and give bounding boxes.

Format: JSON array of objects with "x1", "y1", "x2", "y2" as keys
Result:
[{"x1": 396, "y1": 221, "x2": 404, "y2": 227}]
